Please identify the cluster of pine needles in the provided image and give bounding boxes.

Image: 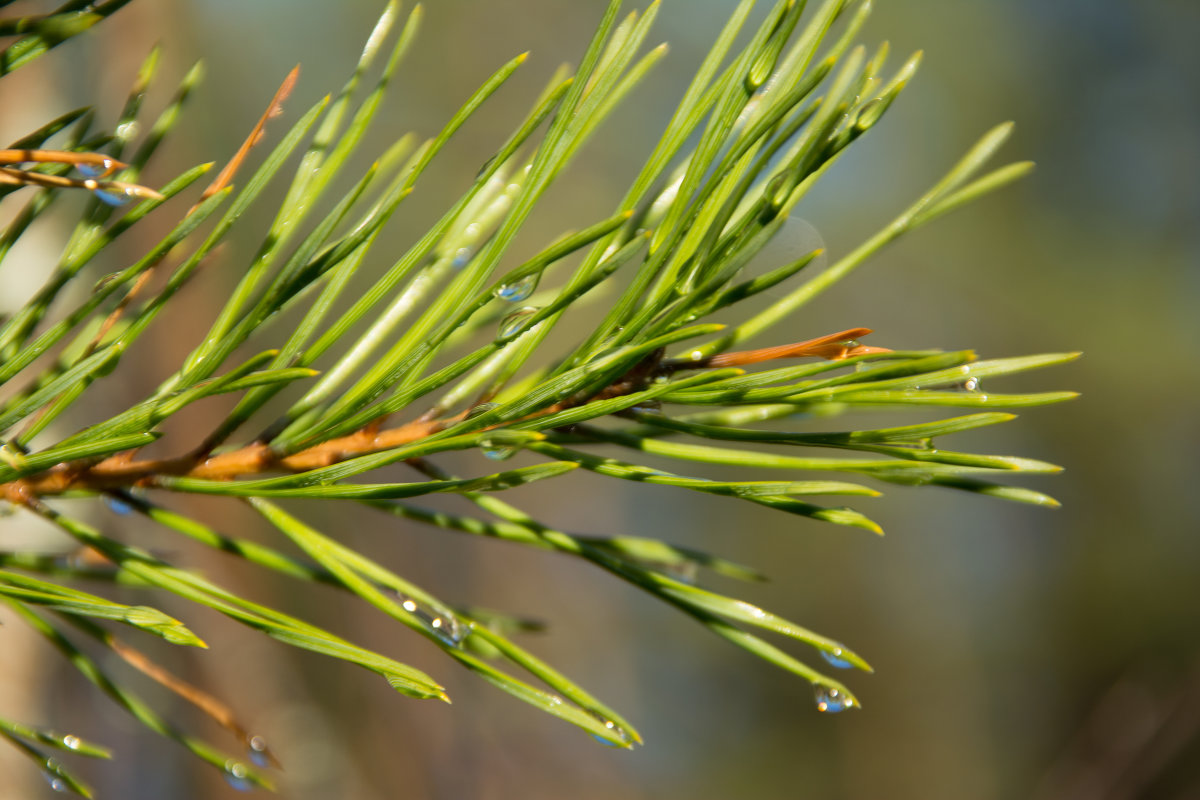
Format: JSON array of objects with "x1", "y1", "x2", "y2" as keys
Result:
[{"x1": 0, "y1": 0, "x2": 1075, "y2": 793}]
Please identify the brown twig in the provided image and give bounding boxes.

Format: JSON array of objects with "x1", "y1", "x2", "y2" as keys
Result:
[
  {"x1": 662, "y1": 327, "x2": 890, "y2": 371},
  {"x1": 193, "y1": 65, "x2": 300, "y2": 210},
  {"x1": 0, "y1": 165, "x2": 163, "y2": 200},
  {"x1": 1, "y1": 328, "x2": 887, "y2": 504},
  {"x1": 0, "y1": 149, "x2": 125, "y2": 176},
  {"x1": 2, "y1": 414, "x2": 455, "y2": 503}
]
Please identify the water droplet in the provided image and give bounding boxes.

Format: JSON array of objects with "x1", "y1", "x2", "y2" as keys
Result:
[
  {"x1": 426, "y1": 614, "x2": 467, "y2": 647},
  {"x1": 396, "y1": 593, "x2": 468, "y2": 646},
  {"x1": 589, "y1": 717, "x2": 632, "y2": 748},
  {"x1": 224, "y1": 760, "x2": 253, "y2": 792},
  {"x1": 820, "y1": 647, "x2": 855, "y2": 669},
  {"x1": 814, "y1": 685, "x2": 857, "y2": 713},
  {"x1": 841, "y1": 339, "x2": 860, "y2": 348},
  {"x1": 76, "y1": 157, "x2": 115, "y2": 179},
  {"x1": 58, "y1": 545, "x2": 119, "y2": 574},
  {"x1": 42, "y1": 760, "x2": 68, "y2": 792},
  {"x1": 93, "y1": 186, "x2": 134, "y2": 207},
  {"x1": 494, "y1": 273, "x2": 538, "y2": 302},
  {"x1": 479, "y1": 436, "x2": 516, "y2": 461},
  {"x1": 688, "y1": 350, "x2": 704, "y2": 362},
  {"x1": 115, "y1": 120, "x2": 139, "y2": 141},
  {"x1": 962, "y1": 376, "x2": 980, "y2": 392},
  {"x1": 61, "y1": 735, "x2": 80, "y2": 750},
  {"x1": 498, "y1": 307, "x2": 538, "y2": 339},
  {"x1": 661, "y1": 560, "x2": 698, "y2": 585},
  {"x1": 246, "y1": 735, "x2": 270, "y2": 768},
  {"x1": 451, "y1": 247, "x2": 472, "y2": 268},
  {"x1": 464, "y1": 222, "x2": 482, "y2": 238},
  {"x1": 103, "y1": 495, "x2": 132, "y2": 515}
]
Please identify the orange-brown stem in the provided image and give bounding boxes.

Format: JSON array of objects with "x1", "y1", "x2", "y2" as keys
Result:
[
  {"x1": 2, "y1": 415, "x2": 454, "y2": 503},
  {"x1": 1, "y1": 327, "x2": 888, "y2": 504},
  {"x1": 664, "y1": 327, "x2": 890, "y2": 371},
  {"x1": 0, "y1": 149, "x2": 127, "y2": 175},
  {"x1": 194, "y1": 65, "x2": 299, "y2": 209},
  {"x1": 106, "y1": 636, "x2": 283, "y2": 769},
  {"x1": 0, "y1": 167, "x2": 163, "y2": 199}
]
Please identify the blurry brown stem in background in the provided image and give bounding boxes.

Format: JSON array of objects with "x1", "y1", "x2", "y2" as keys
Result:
[
  {"x1": 1033, "y1": 661, "x2": 1200, "y2": 800},
  {"x1": 105, "y1": 632, "x2": 283, "y2": 769}
]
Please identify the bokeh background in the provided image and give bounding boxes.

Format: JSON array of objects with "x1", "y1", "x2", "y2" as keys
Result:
[{"x1": 2, "y1": 1, "x2": 1198, "y2": 798}]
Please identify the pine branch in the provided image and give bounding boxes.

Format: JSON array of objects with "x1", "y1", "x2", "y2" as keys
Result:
[{"x1": 0, "y1": 0, "x2": 1077, "y2": 790}]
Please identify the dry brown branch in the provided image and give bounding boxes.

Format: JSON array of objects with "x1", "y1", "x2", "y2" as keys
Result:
[{"x1": 193, "y1": 65, "x2": 300, "y2": 209}]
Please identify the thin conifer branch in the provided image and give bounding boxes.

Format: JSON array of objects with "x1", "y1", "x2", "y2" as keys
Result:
[{"x1": 0, "y1": 0, "x2": 1077, "y2": 788}]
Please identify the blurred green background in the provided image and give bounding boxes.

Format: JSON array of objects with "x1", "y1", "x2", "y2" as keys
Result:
[{"x1": 2, "y1": 1, "x2": 1198, "y2": 798}]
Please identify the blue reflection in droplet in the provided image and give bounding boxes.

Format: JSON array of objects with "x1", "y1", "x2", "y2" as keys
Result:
[
  {"x1": 820, "y1": 647, "x2": 855, "y2": 669},
  {"x1": 498, "y1": 307, "x2": 538, "y2": 338},
  {"x1": 224, "y1": 761, "x2": 253, "y2": 792},
  {"x1": 814, "y1": 685, "x2": 857, "y2": 713},
  {"x1": 93, "y1": 188, "x2": 130, "y2": 207},
  {"x1": 495, "y1": 273, "x2": 537, "y2": 302}
]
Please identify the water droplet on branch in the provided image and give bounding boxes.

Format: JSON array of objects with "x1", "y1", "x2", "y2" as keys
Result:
[
  {"x1": 814, "y1": 685, "x2": 857, "y2": 713},
  {"x1": 589, "y1": 716, "x2": 633, "y2": 747},
  {"x1": 820, "y1": 647, "x2": 854, "y2": 669},
  {"x1": 103, "y1": 495, "x2": 133, "y2": 515},
  {"x1": 494, "y1": 273, "x2": 538, "y2": 302},
  {"x1": 223, "y1": 760, "x2": 253, "y2": 792},
  {"x1": 41, "y1": 759, "x2": 69, "y2": 793},
  {"x1": 397, "y1": 593, "x2": 468, "y2": 646},
  {"x1": 498, "y1": 307, "x2": 538, "y2": 339},
  {"x1": 664, "y1": 560, "x2": 699, "y2": 585},
  {"x1": 115, "y1": 120, "x2": 139, "y2": 141},
  {"x1": 479, "y1": 436, "x2": 515, "y2": 461},
  {"x1": 76, "y1": 157, "x2": 116, "y2": 179},
  {"x1": 93, "y1": 186, "x2": 135, "y2": 207},
  {"x1": 246, "y1": 735, "x2": 271, "y2": 768}
]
